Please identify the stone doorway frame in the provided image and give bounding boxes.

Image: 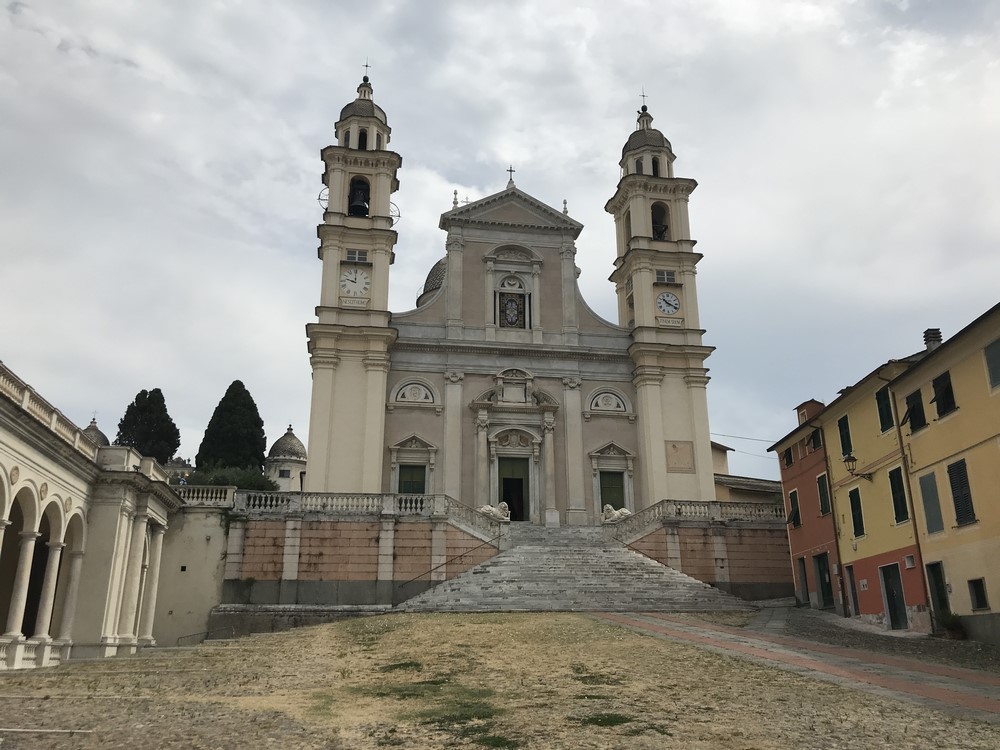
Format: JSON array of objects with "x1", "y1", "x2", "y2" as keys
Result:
[{"x1": 488, "y1": 428, "x2": 541, "y2": 524}]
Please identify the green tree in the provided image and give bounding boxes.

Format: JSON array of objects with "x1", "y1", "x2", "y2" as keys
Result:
[
  {"x1": 115, "y1": 388, "x2": 181, "y2": 465},
  {"x1": 196, "y1": 380, "x2": 267, "y2": 470},
  {"x1": 179, "y1": 466, "x2": 277, "y2": 491}
]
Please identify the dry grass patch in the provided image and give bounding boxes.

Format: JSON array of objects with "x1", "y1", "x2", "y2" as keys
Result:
[{"x1": 1, "y1": 612, "x2": 998, "y2": 748}]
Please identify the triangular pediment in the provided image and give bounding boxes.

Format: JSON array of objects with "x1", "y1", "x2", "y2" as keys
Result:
[{"x1": 439, "y1": 187, "x2": 583, "y2": 237}]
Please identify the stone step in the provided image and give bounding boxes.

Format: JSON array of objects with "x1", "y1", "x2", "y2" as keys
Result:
[{"x1": 399, "y1": 534, "x2": 752, "y2": 613}]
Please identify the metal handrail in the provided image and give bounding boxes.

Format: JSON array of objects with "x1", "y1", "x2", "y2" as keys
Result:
[
  {"x1": 175, "y1": 625, "x2": 236, "y2": 646},
  {"x1": 395, "y1": 534, "x2": 502, "y2": 589}
]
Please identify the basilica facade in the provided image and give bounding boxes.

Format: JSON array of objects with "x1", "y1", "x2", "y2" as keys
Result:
[{"x1": 304, "y1": 76, "x2": 717, "y2": 523}]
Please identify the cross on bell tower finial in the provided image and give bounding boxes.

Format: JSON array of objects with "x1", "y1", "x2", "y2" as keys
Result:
[
  {"x1": 640, "y1": 87, "x2": 647, "y2": 107},
  {"x1": 506, "y1": 164, "x2": 516, "y2": 188},
  {"x1": 363, "y1": 57, "x2": 371, "y2": 77}
]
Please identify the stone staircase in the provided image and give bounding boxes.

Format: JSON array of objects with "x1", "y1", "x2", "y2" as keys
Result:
[{"x1": 398, "y1": 522, "x2": 753, "y2": 613}]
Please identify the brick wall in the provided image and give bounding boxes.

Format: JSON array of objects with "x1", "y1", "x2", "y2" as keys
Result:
[
  {"x1": 240, "y1": 521, "x2": 285, "y2": 580},
  {"x1": 393, "y1": 523, "x2": 433, "y2": 581},
  {"x1": 446, "y1": 528, "x2": 498, "y2": 578},
  {"x1": 297, "y1": 521, "x2": 379, "y2": 581}
]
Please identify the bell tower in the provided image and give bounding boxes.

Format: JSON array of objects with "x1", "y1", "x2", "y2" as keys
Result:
[
  {"x1": 605, "y1": 104, "x2": 716, "y2": 505},
  {"x1": 304, "y1": 76, "x2": 401, "y2": 492}
]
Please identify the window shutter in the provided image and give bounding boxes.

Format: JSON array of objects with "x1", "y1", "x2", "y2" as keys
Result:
[
  {"x1": 875, "y1": 386, "x2": 894, "y2": 432},
  {"x1": 816, "y1": 473, "x2": 831, "y2": 515},
  {"x1": 838, "y1": 415, "x2": 852, "y2": 456},
  {"x1": 788, "y1": 490, "x2": 801, "y2": 527},
  {"x1": 849, "y1": 488, "x2": 864, "y2": 537},
  {"x1": 888, "y1": 467, "x2": 908, "y2": 523},
  {"x1": 947, "y1": 459, "x2": 976, "y2": 526},
  {"x1": 985, "y1": 338, "x2": 1000, "y2": 389},
  {"x1": 919, "y1": 473, "x2": 944, "y2": 533}
]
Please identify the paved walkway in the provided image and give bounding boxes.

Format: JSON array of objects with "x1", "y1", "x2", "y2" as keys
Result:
[{"x1": 594, "y1": 610, "x2": 1000, "y2": 725}]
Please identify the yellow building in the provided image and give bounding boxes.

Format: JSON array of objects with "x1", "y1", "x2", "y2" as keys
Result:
[
  {"x1": 816, "y1": 356, "x2": 930, "y2": 632},
  {"x1": 890, "y1": 305, "x2": 1000, "y2": 644}
]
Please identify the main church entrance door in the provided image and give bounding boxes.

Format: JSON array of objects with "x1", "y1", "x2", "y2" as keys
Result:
[{"x1": 498, "y1": 457, "x2": 530, "y2": 522}]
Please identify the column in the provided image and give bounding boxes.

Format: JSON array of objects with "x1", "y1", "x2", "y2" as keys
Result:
[
  {"x1": 279, "y1": 516, "x2": 301, "y2": 604},
  {"x1": 445, "y1": 232, "x2": 464, "y2": 339},
  {"x1": 56, "y1": 550, "x2": 85, "y2": 642},
  {"x1": 223, "y1": 518, "x2": 246, "y2": 580},
  {"x1": 137, "y1": 526, "x2": 166, "y2": 645},
  {"x1": 543, "y1": 418, "x2": 559, "y2": 527},
  {"x1": 475, "y1": 411, "x2": 490, "y2": 505},
  {"x1": 562, "y1": 378, "x2": 588, "y2": 524},
  {"x1": 633, "y1": 367, "x2": 667, "y2": 509},
  {"x1": 0, "y1": 520, "x2": 9, "y2": 561},
  {"x1": 102, "y1": 508, "x2": 132, "y2": 642},
  {"x1": 31, "y1": 541, "x2": 65, "y2": 640},
  {"x1": 3, "y1": 531, "x2": 41, "y2": 637},
  {"x1": 116, "y1": 512, "x2": 148, "y2": 642},
  {"x1": 531, "y1": 262, "x2": 543, "y2": 344},
  {"x1": 361, "y1": 355, "x2": 390, "y2": 492},
  {"x1": 559, "y1": 241, "x2": 579, "y2": 343},
  {"x1": 443, "y1": 372, "x2": 464, "y2": 500}
]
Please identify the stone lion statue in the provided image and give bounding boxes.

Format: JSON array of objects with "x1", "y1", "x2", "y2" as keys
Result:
[
  {"x1": 602, "y1": 504, "x2": 632, "y2": 522},
  {"x1": 478, "y1": 501, "x2": 510, "y2": 520}
]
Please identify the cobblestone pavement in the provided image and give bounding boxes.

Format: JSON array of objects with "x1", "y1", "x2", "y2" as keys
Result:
[{"x1": 596, "y1": 609, "x2": 1000, "y2": 725}]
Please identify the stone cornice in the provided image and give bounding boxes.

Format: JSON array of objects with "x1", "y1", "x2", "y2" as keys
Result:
[
  {"x1": 320, "y1": 146, "x2": 402, "y2": 171},
  {"x1": 391, "y1": 339, "x2": 632, "y2": 364},
  {"x1": 604, "y1": 176, "x2": 698, "y2": 215},
  {"x1": 94, "y1": 471, "x2": 184, "y2": 514},
  {"x1": 0, "y1": 400, "x2": 101, "y2": 485},
  {"x1": 439, "y1": 186, "x2": 583, "y2": 238}
]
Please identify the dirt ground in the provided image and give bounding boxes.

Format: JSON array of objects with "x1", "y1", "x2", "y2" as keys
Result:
[{"x1": 0, "y1": 612, "x2": 998, "y2": 749}]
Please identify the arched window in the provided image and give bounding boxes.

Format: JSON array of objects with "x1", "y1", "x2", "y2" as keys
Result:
[
  {"x1": 375, "y1": 133, "x2": 383, "y2": 150},
  {"x1": 634, "y1": 158, "x2": 643, "y2": 175},
  {"x1": 348, "y1": 177, "x2": 370, "y2": 217},
  {"x1": 496, "y1": 275, "x2": 528, "y2": 329},
  {"x1": 358, "y1": 128, "x2": 368, "y2": 150},
  {"x1": 651, "y1": 202, "x2": 669, "y2": 241},
  {"x1": 343, "y1": 130, "x2": 350, "y2": 148},
  {"x1": 623, "y1": 210, "x2": 632, "y2": 242},
  {"x1": 652, "y1": 157, "x2": 661, "y2": 177}
]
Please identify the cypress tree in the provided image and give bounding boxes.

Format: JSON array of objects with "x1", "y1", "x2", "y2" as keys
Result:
[
  {"x1": 196, "y1": 380, "x2": 267, "y2": 470},
  {"x1": 114, "y1": 388, "x2": 181, "y2": 465}
]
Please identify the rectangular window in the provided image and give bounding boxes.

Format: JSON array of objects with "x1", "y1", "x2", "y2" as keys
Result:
[
  {"x1": 278, "y1": 469, "x2": 291, "y2": 478},
  {"x1": 810, "y1": 429, "x2": 822, "y2": 450},
  {"x1": 816, "y1": 473, "x2": 831, "y2": 515},
  {"x1": 875, "y1": 386, "x2": 894, "y2": 432},
  {"x1": 498, "y1": 292, "x2": 527, "y2": 328},
  {"x1": 346, "y1": 249, "x2": 368, "y2": 263},
  {"x1": 837, "y1": 415, "x2": 853, "y2": 456},
  {"x1": 849, "y1": 487, "x2": 865, "y2": 537},
  {"x1": 888, "y1": 466, "x2": 909, "y2": 523},
  {"x1": 985, "y1": 338, "x2": 1000, "y2": 389},
  {"x1": 969, "y1": 579, "x2": 990, "y2": 611},
  {"x1": 930, "y1": 372, "x2": 957, "y2": 417},
  {"x1": 947, "y1": 459, "x2": 976, "y2": 526},
  {"x1": 398, "y1": 464, "x2": 426, "y2": 494},
  {"x1": 782, "y1": 447, "x2": 793, "y2": 468},
  {"x1": 788, "y1": 490, "x2": 801, "y2": 528},
  {"x1": 903, "y1": 390, "x2": 927, "y2": 430},
  {"x1": 655, "y1": 269, "x2": 676, "y2": 284},
  {"x1": 919, "y1": 472, "x2": 945, "y2": 534}
]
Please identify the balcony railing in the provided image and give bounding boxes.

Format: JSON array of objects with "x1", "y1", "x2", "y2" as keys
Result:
[{"x1": 606, "y1": 499, "x2": 786, "y2": 542}]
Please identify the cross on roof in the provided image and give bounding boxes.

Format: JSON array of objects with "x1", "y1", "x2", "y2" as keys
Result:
[
  {"x1": 640, "y1": 87, "x2": 647, "y2": 106},
  {"x1": 363, "y1": 58, "x2": 371, "y2": 76},
  {"x1": 506, "y1": 165, "x2": 516, "y2": 180}
]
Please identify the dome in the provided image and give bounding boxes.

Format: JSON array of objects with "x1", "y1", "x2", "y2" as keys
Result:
[
  {"x1": 422, "y1": 257, "x2": 447, "y2": 295},
  {"x1": 622, "y1": 127, "x2": 671, "y2": 157},
  {"x1": 268, "y1": 425, "x2": 307, "y2": 460},
  {"x1": 82, "y1": 418, "x2": 110, "y2": 447},
  {"x1": 338, "y1": 76, "x2": 388, "y2": 125},
  {"x1": 621, "y1": 105, "x2": 672, "y2": 158},
  {"x1": 339, "y1": 98, "x2": 388, "y2": 124}
]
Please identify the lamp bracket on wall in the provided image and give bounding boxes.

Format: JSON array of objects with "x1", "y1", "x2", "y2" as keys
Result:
[{"x1": 842, "y1": 453, "x2": 874, "y2": 481}]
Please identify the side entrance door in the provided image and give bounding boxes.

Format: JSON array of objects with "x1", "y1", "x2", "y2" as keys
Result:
[
  {"x1": 813, "y1": 553, "x2": 835, "y2": 608},
  {"x1": 925, "y1": 561, "x2": 950, "y2": 630},
  {"x1": 880, "y1": 563, "x2": 908, "y2": 630}
]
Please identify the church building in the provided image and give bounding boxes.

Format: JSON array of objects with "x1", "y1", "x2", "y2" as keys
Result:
[{"x1": 304, "y1": 75, "x2": 717, "y2": 522}]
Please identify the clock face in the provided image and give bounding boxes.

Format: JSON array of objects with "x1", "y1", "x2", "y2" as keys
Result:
[
  {"x1": 656, "y1": 291, "x2": 680, "y2": 315},
  {"x1": 340, "y1": 267, "x2": 371, "y2": 297}
]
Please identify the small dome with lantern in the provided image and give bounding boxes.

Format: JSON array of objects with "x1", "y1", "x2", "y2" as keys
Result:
[
  {"x1": 82, "y1": 418, "x2": 110, "y2": 447},
  {"x1": 268, "y1": 425, "x2": 307, "y2": 460}
]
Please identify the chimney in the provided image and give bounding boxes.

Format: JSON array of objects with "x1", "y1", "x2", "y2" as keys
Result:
[{"x1": 924, "y1": 328, "x2": 943, "y2": 351}]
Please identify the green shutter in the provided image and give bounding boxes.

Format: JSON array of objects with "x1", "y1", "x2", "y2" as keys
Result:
[
  {"x1": 947, "y1": 459, "x2": 976, "y2": 526},
  {"x1": 849, "y1": 488, "x2": 865, "y2": 537},
  {"x1": 888, "y1": 467, "x2": 908, "y2": 523},
  {"x1": 875, "y1": 386, "x2": 894, "y2": 432},
  {"x1": 919, "y1": 473, "x2": 944, "y2": 533},
  {"x1": 788, "y1": 490, "x2": 801, "y2": 527},
  {"x1": 816, "y1": 473, "x2": 831, "y2": 515},
  {"x1": 985, "y1": 339, "x2": 1000, "y2": 389},
  {"x1": 838, "y1": 415, "x2": 853, "y2": 456}
]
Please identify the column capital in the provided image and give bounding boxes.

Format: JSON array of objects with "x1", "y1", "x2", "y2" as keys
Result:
[
  {"x1": 19, "y1": 531, "x2": 42, "y2": 541},
  {"x1": 561, "y1": 377, "x2": 580, "y2": 390},
  {"x1": 46, "y1": 541, "x2": 66, "y2": 551},
  {"x1": 151, "y1": 524, "x2": 168, "y2": 536},
  {"x1": 68, "y1": 549, "x2": 86, "y2": 559},
  {"x1": 444, "y1": 371, "x2": 464, "y2": 383}
]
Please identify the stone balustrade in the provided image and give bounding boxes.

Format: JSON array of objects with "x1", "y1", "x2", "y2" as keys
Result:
[
  {"x1": 0, "y1": 360, "x2": 99, "y2": 461},
  {"x1": 605, "y1": 498, "x2": 785, "y2": 542},
  {"x1": 226, "y1": 491, "x2": 457, "y2": 519},
  {"x1": 174, "y1": 485, "x2": 237, "y2": 507}
]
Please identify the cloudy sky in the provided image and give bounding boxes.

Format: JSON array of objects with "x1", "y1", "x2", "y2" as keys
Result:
[{"x1": 2, "y1": 0, "x2": 998, "y2": 480}]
